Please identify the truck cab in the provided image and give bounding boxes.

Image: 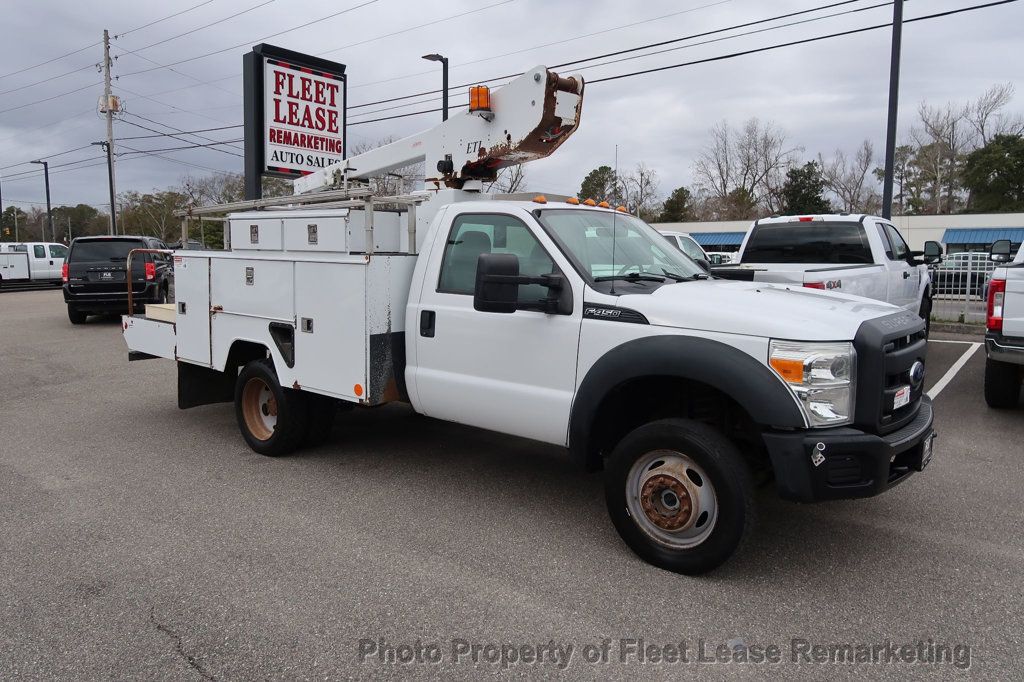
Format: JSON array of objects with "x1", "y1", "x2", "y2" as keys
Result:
[{"x1": 984, "y1": 239, "x2": 1024, "y2": 407}]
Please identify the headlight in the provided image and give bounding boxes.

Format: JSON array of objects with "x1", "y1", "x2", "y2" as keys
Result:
[{"x1": 769, "y1": 340, "x2": 856, "y2": 427}]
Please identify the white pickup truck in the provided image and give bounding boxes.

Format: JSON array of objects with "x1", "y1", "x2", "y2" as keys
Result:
[
  {"x1": 713, "y1": 215, "x2": 942, "y2": 324},
  {"x1": 121, "y1": 65, "x2": 936, "y2": 574},
  {"x1": 984, "y1": 239, "x2": 1024, "y2": 407},
  {"x1": 0, "y1": 242, "x2": 68, "y2": 286}
]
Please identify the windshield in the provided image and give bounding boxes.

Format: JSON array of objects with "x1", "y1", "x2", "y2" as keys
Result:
[
  {"x1": 70, "y1": 238, "x2": 146, "y2": 262},
  {"x1": 537, "y1": 209, "x2": 704, "y2": 291}
]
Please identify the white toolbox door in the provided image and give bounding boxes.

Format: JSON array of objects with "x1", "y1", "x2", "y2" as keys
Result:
[{"x1": 174, "y1": 256, "x2": 211, "y2": 365}]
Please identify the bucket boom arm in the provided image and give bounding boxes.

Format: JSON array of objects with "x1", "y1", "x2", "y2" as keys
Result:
[{"x1": 294, "y1": 65, "x2": 583, "y2": 194}]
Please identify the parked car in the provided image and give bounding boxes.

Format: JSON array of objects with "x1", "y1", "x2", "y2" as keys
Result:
[
  {"x1": 660, "y1": 230, "x2": 711, "y2": 269},
  {"x1": 929, "y1": 251, "x2": 995, "y2": 299},
  {"x1": 63, "y1": 236, "x2": 172, "y2": 324},
  {"x1": 713, "y1": 214, "x2": 941, "y2": 322},
  {"x1": 0, "y1": 242, "x2": 67, "y2": 286},
  {"x1": 984, "y1": 239, "x2": 1024, "y2": 408}
]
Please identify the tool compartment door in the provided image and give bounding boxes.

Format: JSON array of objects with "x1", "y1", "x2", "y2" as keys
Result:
[
  {"x1": 174, "y1": 256, "x2": 212, "y2": 365},
  {"x1": 293, "y1": 262, "x2": 366, "y2": 400}
]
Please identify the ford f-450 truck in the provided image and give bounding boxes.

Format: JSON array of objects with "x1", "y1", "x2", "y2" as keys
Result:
[
  {"x1": 984, "y1": 239, "x2": 1024, "y2": 407},
  {"x1": 714, "y1": 215, "x2": 942, "y2": 328},
  {"x1": 122, "y1": 65, "x2": 936, "y2": 574}
]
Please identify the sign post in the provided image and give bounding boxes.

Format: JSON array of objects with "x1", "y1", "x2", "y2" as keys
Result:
[{"x1": 243, "y1": 44, "x2": 347, "y2": 200}]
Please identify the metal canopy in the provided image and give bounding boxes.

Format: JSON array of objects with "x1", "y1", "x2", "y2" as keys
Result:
[{"x1": 942, "y1": 228, "x2": 1024, "y2": 244}]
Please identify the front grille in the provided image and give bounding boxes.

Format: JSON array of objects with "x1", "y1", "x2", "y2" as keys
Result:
[{"x1": 853, "y1": 312, "x2": 928, "y2": 435}]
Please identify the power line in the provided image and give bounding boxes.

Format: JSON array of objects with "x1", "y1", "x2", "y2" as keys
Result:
[
  {"x1": 125, "y1": 111, "x2": 245, "y2": 152},
  {"x1": 110, "y1": 44, "x2": 240, "y2": 100},
  {"x1": 117, "y1": 139, "x2": 244, "y2": 155},
  {"x1": 117, "y1": 117, "x2": 245, "y2": 158},
  {"x1": 0, "y1": 42, "x2": 100, "y2": 82},
  {"x1": 119, "y1": 0, "x2": 278, "y2": 52},
  {"x1": 116, "y1": 143, "x2": 238, "y2": 175},
  {"x1": 0, "y1": 80, "x2": 102, "y2": 117},
  {"x1": 0, "y1": 145, "x2": 96, "y2": 172},
  {"x1": 118, "y1": 123, "x2": 243, "y2": 140},
  {"x1": 117, "y1": 0, "x2": 379, "y2": 77},
  {"x1": 115, "y1": 0, "x2": 221, "y2": 38}
]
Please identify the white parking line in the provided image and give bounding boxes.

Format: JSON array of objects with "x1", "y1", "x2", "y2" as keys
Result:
[
  {"x1": 927, "y1": 342, "x2": 983, "y2": 400},
  {"x1": 927, "y1": 339, "x2": 977, "y2": 345}
]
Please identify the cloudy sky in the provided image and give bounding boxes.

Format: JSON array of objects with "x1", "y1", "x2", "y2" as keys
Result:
[{"x1": 0, "y1": 0, "x2": 1021, "y2": 212}]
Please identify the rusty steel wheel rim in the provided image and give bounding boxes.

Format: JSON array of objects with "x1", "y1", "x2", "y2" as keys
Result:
[
  {"x1": 626, "y1": 449, "x2": 718, "y2": 549},
  {"x1": 242, "y1": 377, "x2": 277, "y2": 441}
]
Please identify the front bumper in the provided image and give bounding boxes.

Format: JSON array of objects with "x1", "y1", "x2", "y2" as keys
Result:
[
  {"x1": 763, "y1": 397, "x2": 935, "y2": 502},
  {"x1": 986, "y1": 333, "x2": 1024, "y2": 366}
]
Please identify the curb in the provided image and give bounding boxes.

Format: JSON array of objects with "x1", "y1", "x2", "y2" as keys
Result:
[{"x1": 930, "y1": 322, "x2": 985, "y2": 337}]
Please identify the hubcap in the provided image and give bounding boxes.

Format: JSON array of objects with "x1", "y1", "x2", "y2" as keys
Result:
[
  {"x1": 626, "y1": 450, "x2": 718, "y2": 549},
  {"x1": 242, "y1": 378, "x2": 277, "y2": 441}
]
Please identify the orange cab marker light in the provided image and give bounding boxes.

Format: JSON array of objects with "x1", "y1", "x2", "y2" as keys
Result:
[
  {"x1": 597, "y1": 200, "x2": 610, "y2": 208},
  {"x1": 532, "y1": 195, "x2": 547, "y2": 204},
  {"x1": 469, "y1": 85, "x2": 491, "y2": 112},
  {"x1": 353, "y1": 384, "x2": 364, "y2": 397},
  {"x1": 770, "y1": 358, "x2": 804, "y2": 384},
  {"x1": 582, "y1": 198, "x2": 597, "y2": 206},
  {"x1": 566, "y1": 197, "x2": 580, "y2": 205},
  {"x1": 616, "y1": 205, "x2": 628, "y2": 212}
]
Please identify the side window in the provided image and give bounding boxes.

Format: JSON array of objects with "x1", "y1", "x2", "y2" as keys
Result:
[
  {"x1": 34, "y1": 245, "x2": 46, "y2": 258},
  {"x1": 882, "y1": 224, "x2": 909, "y2": 260},
  {"x1": 874, "y1": 225, "x2": 894, "y2": 259},
  {"x1": 437, "y1": 213, "x2": 557, "y2": 306},
  {"x1": 48, "y1": 244, "x2": 68, "y2": 259}
]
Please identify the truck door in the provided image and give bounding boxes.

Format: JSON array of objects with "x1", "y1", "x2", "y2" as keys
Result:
[
  {"x1": 48, "y1": 244, "x2": 68, "y2": 280},
  {"x1": 875, "y1": 222, "x2": 917, "y2": 311},
  {"x1": 31, "y1": 244, "x2": 51, "y2": 280},
  {"x1": 410, "y1": 211, "x2": 581, "y2": 446}
]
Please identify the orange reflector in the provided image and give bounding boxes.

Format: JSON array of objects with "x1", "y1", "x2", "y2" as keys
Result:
[
  {"x1": 469, "y1": 85, "x2": 491, "y2": 112},
  {"x1": 769, "y1": 358, "x2": 804, "y2": 384},
  {"x1": 566, "y1": 197, "x2": 580, "y2": 205},
  {"x1": 616, "y1": 205, "x2": 627, "y2": 212},
  {"x1": 597, "y1": 200, "x2": 610, "y2": 208},
  {"x1": 353, "y1": 383, "x2": 364, "y2": 397},
  {"x1": 532, "y1": 195, "x2": 547, "y2": 204},
  {"x1": 583, "y1": 198, "x2": 597, "y2": 206}
]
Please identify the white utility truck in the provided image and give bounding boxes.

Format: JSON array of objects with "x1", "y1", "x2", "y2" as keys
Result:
[
  {"x1": 0, "y1": 242, "x2": 67, "y2": 286},
  {"x1": 984, "y1": 239, "x2": 1024, "y2": 407},
  {"x1": 123, "y1": 66, "x2": 936, "y2": 574},
  {"x1": 713, "y1": 215, "x2": 942, "y2": 325}
]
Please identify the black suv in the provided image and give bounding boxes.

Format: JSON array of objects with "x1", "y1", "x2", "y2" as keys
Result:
[{"x1": 63, "y1": 236, "x2": 172, "y2": 324}]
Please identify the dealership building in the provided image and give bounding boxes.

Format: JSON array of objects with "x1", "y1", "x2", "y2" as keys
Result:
[{"x1": 654, "y1": 213, "x2": 1024, "y2": 254}]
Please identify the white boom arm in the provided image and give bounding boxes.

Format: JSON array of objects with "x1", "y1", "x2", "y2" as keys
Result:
[{"x1": 294, "y1": 65, "x2": 583, "y2": 194}]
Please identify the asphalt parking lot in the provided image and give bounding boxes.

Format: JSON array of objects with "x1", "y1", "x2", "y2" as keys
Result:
[{"x1": 1, "y1": 287, "x2": 1022, "y2": 680}]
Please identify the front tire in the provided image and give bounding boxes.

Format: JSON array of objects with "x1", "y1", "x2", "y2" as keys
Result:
[
  {"x1": 235, "y1": 359, "x2": 307, "y2": 456},
  {"x1": 67, "y1": 306, "x2": 87, "y2": 324},
  {"x1": 604, "y1": 418, "x2": 754, "y2": 575},
  {"x1": 918, "y1": 292, "x2": 932, "y2": 338},
  {"x1": 984, "y1": 357, "x2": 1022, "y2": 409}
]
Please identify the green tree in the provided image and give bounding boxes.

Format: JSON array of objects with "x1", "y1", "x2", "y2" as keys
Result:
[
  {"x1": 963, "y1": 134, "x2": 1024, "y2": 212},
  {"x1": 1, "y1": 206, "x2": 29, "y2": 241},
  {"x1": 578, "y1": 165, "x2": 616, "y2": 202},
  {"x1": 658, "y1": 186, "x2": 694, "y2": 222},
  {"x1": 781, "y1": 162, "x2": 832, "y2": 214}
]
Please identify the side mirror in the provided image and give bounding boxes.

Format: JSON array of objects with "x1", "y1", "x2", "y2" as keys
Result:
[
  {"x1": 708, "y1": 254, "x2": 723, "y2": 266},
  {"x1": 474, "y1": 253, "x2": 520, "y2": 313},
  {"x1": 695, "y1": 258, "x2": 711, "y2": 272},
  {"x1": 990, "y1": 239, "x2": 1012, "y2": 263},
  {"x1": 923, "y1": 240, "x2": 943, "y2": 264}
]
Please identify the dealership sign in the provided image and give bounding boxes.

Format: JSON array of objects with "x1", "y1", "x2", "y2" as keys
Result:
[{"x1": 243, "y1": 44, "x2": 346, "y2": 197}]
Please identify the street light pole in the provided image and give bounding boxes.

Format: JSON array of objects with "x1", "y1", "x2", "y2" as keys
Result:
[
  {"x1": 30, "y1": 160, "x2": 54, "y2": 242},
  {"x1": 92, "y1": 141, "x2": 117, "y2": 235},
  {"x1": 422, "y1": 53, "x2": 449, "y2": 121},
  {"x1": 881, "y1": 0, "x2": 904, "y2": 220}
]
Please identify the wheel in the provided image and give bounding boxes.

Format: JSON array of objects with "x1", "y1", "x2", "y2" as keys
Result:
[
  {"x1": 67, "y1": 306, "x2": 87, "y2": 324},
  {"x1": 984, "y1": 357, "x2": 1022, "y2": 409},
  {"x1": 918, "y1": 293, "x2": 932, "y2": 338},
  {"x1": 302, "y1": 393, "x2": 339, "y2": 447},
  {"x1": 235, "y1": 358, "x2": 307, "y2": 456},
  {"x1": 604, "y1": 418, "x2": 755, "y2": 575},
  {"x1": 155, "y1": 285, "x2": 167, "y2": 305}
]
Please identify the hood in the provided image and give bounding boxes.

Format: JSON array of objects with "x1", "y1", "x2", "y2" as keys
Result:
[{"x1": 620, "y1": 279, "x2": 899, "y2": 340}]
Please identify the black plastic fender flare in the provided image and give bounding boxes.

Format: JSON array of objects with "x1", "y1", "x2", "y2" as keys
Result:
[{"x1": 569, "y1": 335, "x2": 806, "y2": 466}]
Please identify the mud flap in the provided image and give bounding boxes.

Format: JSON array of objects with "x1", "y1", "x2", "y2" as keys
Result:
[{"x1": 177, "y1": 361, "x2": 234, "y2": 409}]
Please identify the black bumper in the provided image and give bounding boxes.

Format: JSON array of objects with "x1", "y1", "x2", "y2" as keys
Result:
[
  {"x1": 763, "y1": 397, "x2": 935, "y2": 502},
  {"x1": 986, "y1": 332, "x2": 1024, "y2": 367},
  {"x1": 63, "y1": 282, "x2": 162, "y2": 313}
]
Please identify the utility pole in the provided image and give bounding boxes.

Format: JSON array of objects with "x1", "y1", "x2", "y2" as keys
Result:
[
  {"x1": 30, "y1": 160, "x2": 54, "y2": 242},
  {"x1": 881, "y1": 0, "x2": 903, "y2": 220},
  {"x1": 13, "y1": 207, "x2": 18, "y2": 241},
  {"x1": 102, "y1": 29, "x2": 118, "y2": 236},
  {"x1": 67, "y1": 214, "x2": 72, "y2": 243}
]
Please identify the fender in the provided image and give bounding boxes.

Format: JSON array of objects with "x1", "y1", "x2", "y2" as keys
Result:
[{"x1": 569, "y1": 335, "x2": 806, "y2": 464}]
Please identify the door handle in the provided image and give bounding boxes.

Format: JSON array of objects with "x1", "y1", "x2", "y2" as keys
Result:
[
  {"x1": 903, "y1": 271, "x2": 910, "y2": 279},
  {"x1": 49, "y1": 260, "x2": 54, "y2": 265},
  {"x1": 419, "y1": 310, "x2": 435, "y2": 338}
]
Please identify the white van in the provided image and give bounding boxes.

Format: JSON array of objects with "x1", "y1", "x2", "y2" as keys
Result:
[{"x1": 0, "y1": 242, "x2": 68, "y2": 286}]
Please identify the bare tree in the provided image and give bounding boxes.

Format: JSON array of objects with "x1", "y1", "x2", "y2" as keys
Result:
[
  {"x1": 485, "y1": 165, "x2": 527, "y2": 193},
  {"x1": 692, "y1": 118, "x2": 798, "y2": 217},
  {"x1": 967, "y1": 83, "x2": 1024, "y2": 145},
  {"x1": 349, "y1": 137, "x2": 424, "y2": 195},
  {"x1": 619, "y1": 162, "x2": 661, "y2": 221},
  {"x1": 819, "y1": 140, "x2": 881, "y2": 214},
  {"x1": 911, "y1": 101, "x2": 972, "y2": 213}
]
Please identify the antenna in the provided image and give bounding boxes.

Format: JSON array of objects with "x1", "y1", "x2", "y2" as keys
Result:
[{"x1": 610, "y1": 144, "x2": 618, "y2": 295}]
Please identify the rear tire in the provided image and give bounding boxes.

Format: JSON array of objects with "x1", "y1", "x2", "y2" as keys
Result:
[
  {"x1": 67, "y1": 306, "x2": 87, "y2": 325},
  {"x1": 235, "y1": 358, "x2": 307, "y2": 456},
  {"x1": 984, "y1": 357, "x2": 1022, "y2": 409},
  {"x1": 604, "y1": 418, "x2": 755, "y2": 575}
]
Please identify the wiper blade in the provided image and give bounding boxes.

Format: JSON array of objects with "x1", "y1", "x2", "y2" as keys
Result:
[
  {"x1": 661, "y1": 269, "x2": 688, "y2": 281},
  {"x1": 594, "y1": 273, "x2": 665, "y2": 283}
]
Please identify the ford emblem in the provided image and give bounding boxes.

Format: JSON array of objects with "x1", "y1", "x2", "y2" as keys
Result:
[{"x1": 910, "y1": 361, "x2": 925, "y2": 385}]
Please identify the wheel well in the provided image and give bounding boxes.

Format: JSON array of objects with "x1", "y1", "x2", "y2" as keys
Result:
[
  {"x1": 225, "y1": 340, "x2": 270, "y2": 376},
  {"x1": 585, "y1": 376, "x2": 766, "y2": 473}
]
